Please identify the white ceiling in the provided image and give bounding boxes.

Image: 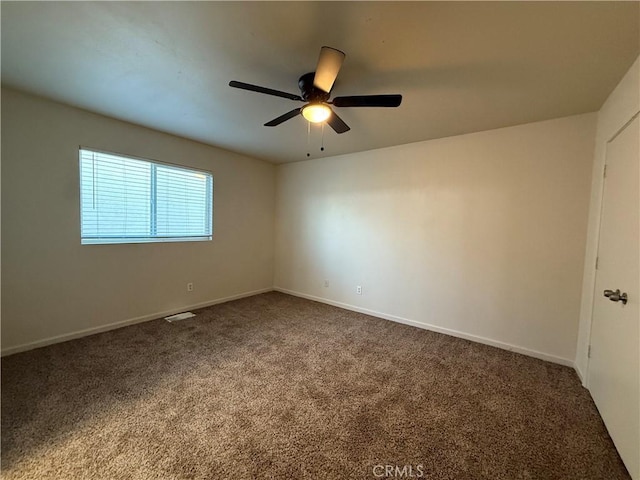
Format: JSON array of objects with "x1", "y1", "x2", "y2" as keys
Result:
[{"x1": 2, "y1": 2, "x2": 638, "y2": 164}]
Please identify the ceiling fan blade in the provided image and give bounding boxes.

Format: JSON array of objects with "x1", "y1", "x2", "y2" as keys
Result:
[
  {"x1": 264, "y1": 108, "x2": 302, "y2": 127},
  {"x1": 332, "y1": 94, "x2": 402, "y2": 108},
  {"x1": 326, "y1": 109, "x2": 350, "y2": 134},
  {"x1": 313, "y1": 46, "x2": 346, "y2": 93},
  {"x1": 229, "y1": 81, "x2": 303, "y2": 101}
]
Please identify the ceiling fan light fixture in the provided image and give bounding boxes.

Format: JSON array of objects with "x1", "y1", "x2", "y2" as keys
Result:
[{"x1": 302, "y1": 103, "x2": 331, "y2": 123}]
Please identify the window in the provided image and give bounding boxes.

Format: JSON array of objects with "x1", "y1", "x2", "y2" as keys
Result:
[{"x1": 79, "y1": 148, "x2": 213, "y2": 244}]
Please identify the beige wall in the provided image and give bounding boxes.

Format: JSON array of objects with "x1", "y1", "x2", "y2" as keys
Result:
[
  {"x1": 0, "y1": 85, "x2": 610, "y2": 366},
  {"x1": 1, "y1": 88, "x2": 276, "y2": 353},
  {"x1": 575, "y1": 56, "x2": 640, "y2": 382},
  {"x1": 275, "y1": 114, "x2": 597, "y2": 364}
]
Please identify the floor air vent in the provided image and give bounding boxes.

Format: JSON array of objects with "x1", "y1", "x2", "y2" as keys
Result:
[{"x1": 164, "y1": 312, "x2": 196, "y2": 323}]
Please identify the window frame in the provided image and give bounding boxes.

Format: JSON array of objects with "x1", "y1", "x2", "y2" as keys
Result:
[{"x1": 79, "y1": 146, "x2": 214, "y2": 245}]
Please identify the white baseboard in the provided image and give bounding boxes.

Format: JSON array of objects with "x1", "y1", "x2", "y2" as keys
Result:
[
  {"x1": 4, "y1": 286, "x2": 580, "y2": 374},
  {"x1": 274, "y1": 286, "x2": 576, "y2": 368},
  {"x1": 1, "y1": 287, "x2": 273, "y2": 357}
]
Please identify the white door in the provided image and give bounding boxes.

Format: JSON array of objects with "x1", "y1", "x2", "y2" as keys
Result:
[{"x1": 588, "y1": 113, "x2": 639, "y2": 479}]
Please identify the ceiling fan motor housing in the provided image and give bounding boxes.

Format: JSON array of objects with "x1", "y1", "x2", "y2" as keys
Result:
[{"x1": 299, "y1": 72, "x2": 330, "y2": 103}]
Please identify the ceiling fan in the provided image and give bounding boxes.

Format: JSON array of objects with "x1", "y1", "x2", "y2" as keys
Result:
[{"x1": 229, "y1": 46, "x2": 402, "y2": 134}]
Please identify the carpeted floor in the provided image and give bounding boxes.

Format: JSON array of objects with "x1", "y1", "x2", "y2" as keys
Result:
[{"x1": 1, "y1": 292, "x2": 629, "y2": 479}]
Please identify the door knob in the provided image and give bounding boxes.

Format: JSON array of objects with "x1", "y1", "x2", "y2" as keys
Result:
[{"x1": 603, "y1": 289, "x2": 628, "y2": 305}]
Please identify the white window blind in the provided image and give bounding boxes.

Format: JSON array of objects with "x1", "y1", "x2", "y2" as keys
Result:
[{"x1": 79, "y1": 148, "x2": 213, "y2": 244}]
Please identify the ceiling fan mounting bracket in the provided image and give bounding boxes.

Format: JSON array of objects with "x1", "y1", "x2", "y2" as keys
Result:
[{"x1": 298, "y1": 72, "x2": 330, "y2": 103}]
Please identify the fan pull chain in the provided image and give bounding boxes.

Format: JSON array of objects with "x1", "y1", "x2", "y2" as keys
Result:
[
  {"x1": 321, "y1": 123, "x2": 325, "y2": 152},
  {"x1": 306, "y1": 121, "x2": 311, "y2": 157}
]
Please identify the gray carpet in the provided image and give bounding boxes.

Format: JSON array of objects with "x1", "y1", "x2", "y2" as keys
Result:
[{"x1": 1, "y1": 292, "x2": 629, "y2": 479}]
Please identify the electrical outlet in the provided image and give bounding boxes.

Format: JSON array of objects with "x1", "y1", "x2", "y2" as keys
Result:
[
  {"x1": 187, "y1": 282, "x2": 194, "y2": 292},
  {"x1": 324, "y1": 280, "x2": 329, "y2": 288},
  {"x1": 356, "y1": 285, "x2": 362, "y2": 295}
]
